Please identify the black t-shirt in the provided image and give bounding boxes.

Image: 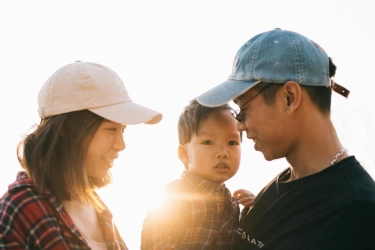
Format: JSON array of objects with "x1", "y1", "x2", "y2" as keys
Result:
[{"x1": 235, "y1": 156, "x2": 375, "y2": 249}]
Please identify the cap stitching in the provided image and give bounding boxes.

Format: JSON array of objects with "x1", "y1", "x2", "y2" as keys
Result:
[{"x1": 288, "y1": 32, "x2": 304, "y2": 85}]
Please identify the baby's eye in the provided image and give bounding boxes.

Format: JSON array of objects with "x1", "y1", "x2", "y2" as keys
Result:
[
  {"x1": 202, "y1": 140, "x2": 213, "y2": 145},
  {"x1": 229, "y1": 141, "x2": 239, "y2": 146}
]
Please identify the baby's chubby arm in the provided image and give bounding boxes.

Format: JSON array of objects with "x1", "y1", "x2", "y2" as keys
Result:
[{"x1": 232, "y1": 189, "x2": 256, "y2": 207}]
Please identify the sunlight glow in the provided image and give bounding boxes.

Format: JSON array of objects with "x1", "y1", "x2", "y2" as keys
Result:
[{"x1": 1, "y1": 1, "x2": 374, "y2": 249}]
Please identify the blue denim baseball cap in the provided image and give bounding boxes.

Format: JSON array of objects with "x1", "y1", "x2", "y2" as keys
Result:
[{"x1": 197, "y1": 28, "x2": 348, "y2": 107}]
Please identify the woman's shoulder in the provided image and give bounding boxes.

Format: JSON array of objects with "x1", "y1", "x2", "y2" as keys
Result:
[
  {"x1": 1, "y1": 171, "x2": 56, "y2": 219},
  {"x1": 5, "y1": 171, "x2": 32, "y2": 191},
  {"x1": 0, "y1": 173, "x2": 73, "y2": 248},
  {"x1": 3, "y1": 171, "x2": 39, "y2": 198}
]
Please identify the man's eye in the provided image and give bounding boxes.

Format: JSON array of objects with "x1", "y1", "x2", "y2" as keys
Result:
[{"x1": 202, "y1": 140, "x2": 213, "y2": 145}]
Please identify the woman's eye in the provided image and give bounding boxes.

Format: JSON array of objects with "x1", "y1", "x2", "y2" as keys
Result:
[{"x1": 202, "y1": 140, "x2": 213, "y2": 145}]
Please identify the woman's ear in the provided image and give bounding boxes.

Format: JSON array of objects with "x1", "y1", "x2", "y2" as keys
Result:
[
  {"x1": 178, "y1": 144, "x2": 189, "y2": 164},
  {"x1": 283, "y1": 81, "x2": 302, "y2": 113}
]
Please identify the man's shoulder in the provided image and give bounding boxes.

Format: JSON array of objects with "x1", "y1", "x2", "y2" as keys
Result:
[{"x1": 338, "y1": 156, "x2": 375, "y2": 199}]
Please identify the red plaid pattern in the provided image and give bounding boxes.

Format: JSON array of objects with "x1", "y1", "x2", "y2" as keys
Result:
[
  {"x1": 0, "y1": 171, "x2": 127, "y2": 250},
  {"x1": 141, "y1": 171, "x2": 240, "y2": 250}
]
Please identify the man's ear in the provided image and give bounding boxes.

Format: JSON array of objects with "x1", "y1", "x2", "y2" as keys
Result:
[
  {"x1": 178, "y1": 144, "x2": 189, "y2": 164},
  {"x1": 283, "y1": 81, "x2": 302, "y2": 113}
]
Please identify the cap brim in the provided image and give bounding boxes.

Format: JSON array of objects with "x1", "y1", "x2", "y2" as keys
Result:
[
  {"x1": 196, "y1": 79, "x2": 260, "y2": 107},
  {"x1": 89, "y1": 101, "x2": 162, "y2": 125}
]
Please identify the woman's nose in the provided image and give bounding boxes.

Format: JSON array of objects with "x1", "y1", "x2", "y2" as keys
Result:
[{"x1": 113, "y1": 133, "x2": 126, "y2": 151}]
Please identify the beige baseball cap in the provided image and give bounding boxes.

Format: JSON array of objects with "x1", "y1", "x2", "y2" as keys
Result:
[{"x1": 38, "y1": 61, "x2": 162, "y2": 125}]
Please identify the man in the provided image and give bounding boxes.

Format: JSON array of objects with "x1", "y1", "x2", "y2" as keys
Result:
[{"x1": 196, "y1": 28, "x2": 375, "y2": 249}]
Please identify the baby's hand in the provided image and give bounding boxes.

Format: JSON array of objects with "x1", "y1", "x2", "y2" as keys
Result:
[{"x1": 233, "y1": 189, "x2": 256, "y2": 208}]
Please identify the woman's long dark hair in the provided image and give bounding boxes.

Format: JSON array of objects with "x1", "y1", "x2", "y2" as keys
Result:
[{"x1": 18, "y1": 110, "x2": 110, "y2": 211}]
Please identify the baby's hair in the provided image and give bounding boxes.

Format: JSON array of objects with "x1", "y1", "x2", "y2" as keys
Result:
[{"x1": 178, "y1": 99, "x2": 235, "y2": 145}]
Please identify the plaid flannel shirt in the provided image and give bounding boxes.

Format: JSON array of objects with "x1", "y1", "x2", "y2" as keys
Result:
[
  {"x1": 0, "y1": 171, "x2": 128, "y2": 250},
  {"x1": 141, "y1": 171, "x2": 240, "y2": 250}
]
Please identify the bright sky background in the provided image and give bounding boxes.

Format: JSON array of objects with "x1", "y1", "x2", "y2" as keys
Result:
[{"x1": 1, "y1": 1, "x2": 374, "y2": 249}]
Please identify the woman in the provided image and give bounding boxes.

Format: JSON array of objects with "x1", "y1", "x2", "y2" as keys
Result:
[{"x1": 0, "y1": 61, "x2": 162, "y2": 249}]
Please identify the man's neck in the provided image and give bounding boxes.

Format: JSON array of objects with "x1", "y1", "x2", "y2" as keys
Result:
[{"x1": 285, "y1": 119, "x2": 348, "y2": 182}]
